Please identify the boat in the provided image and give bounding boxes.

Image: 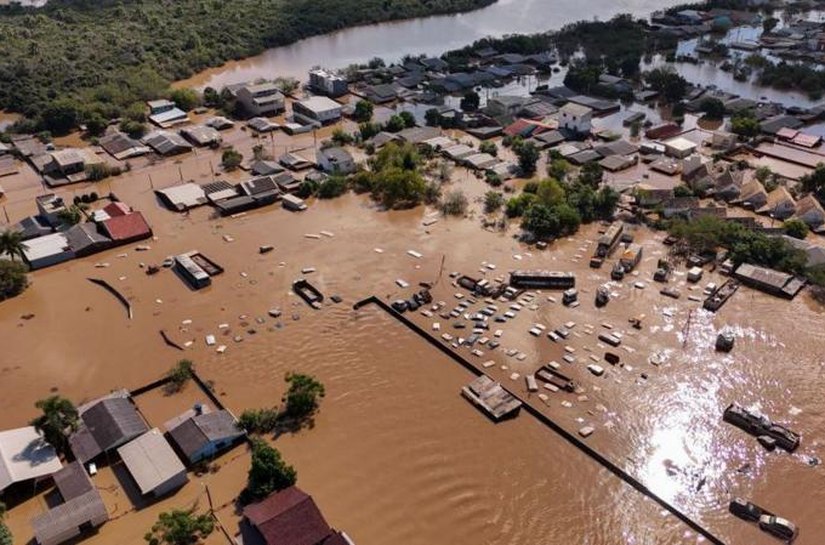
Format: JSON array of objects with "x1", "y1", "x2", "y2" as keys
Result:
[
  {"x1": 716, "y1": 331, "x2": 735, "y2": 352},
  {"x1": 703, "y1": 279, "x2": 740, "y2": 312},
  {"x1": 259, "y1": 245, "x2": 275, "y2": 254},
  {"x1": 293, "y1": 278, "x2": 324, "y2": 309},
  {"x1": 723, "y1": 403, "x2": 800, "y2": 452},
  {"x1": 595, "y1": 285, "x2": 610, "y2": 307}
]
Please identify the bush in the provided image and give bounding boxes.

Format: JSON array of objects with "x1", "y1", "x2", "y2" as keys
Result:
[
  {"x1": 169, "y1": 88, "x2": 201, "y2": 112},
  {"x1": 0, "y1": 261, "x2": 28, "y2": 301},
  {"x1": 485, "y1": 171, "x2": 503, "y2": 187},
  {"x1": 85, "y1": 163, "x2": 113, "y2": 182},
  {"x1": 484, "y1": 191, "x2": 504, "y2": 213},
  {"x1": 316, "y1": 175, "x2": 348, "y2": 199},
  {"x1": 439, "y1": 190, "x2": 469, "y2": 216},
  {"x1": 353, "y1": 100, "x2": 374, "y2": 123},
  {"x1": 221, "y1": 148, "x2": 243, "y2": 170},
  {"x1": 479, "y1": 141, "x2": 497, "y2": 157},
  {"x1": 239, "y1": 408, "x2": 280, "y2": 434},
  {"x1": 331, "y1": 128, "x2": 354, "y2": 146},
  {"x1": 783, "y1": 218, "x2": 809, "y2": 240},
  {"x1": 165, "y1": 359, "x2": 193, "y2": 394}
]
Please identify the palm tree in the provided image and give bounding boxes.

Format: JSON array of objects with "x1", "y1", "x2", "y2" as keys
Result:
[
  {"x1": 0, "y1": 229, "x2": 26, "y2": 262},
  {"x1": 30, "y1": 396, "x2": 79, "y2": 457}
]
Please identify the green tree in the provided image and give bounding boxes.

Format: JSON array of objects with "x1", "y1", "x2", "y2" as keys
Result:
[
  {"x1": 170, "y1": 89, "x2": 200, "y2": 112},
  {"x1": 384, "y1": 114, "x2": 406, "y2": 133},
  {"x1": 0, "y1": 229, "x2": 27, "y2": 262},
  {"x1": 424, "y1": 108, "x2": 442, "y2": 127},
  {"x1": 30, "y1": 396, "x2": 79, "y2": 457},
  {"x1": 730, "y1": 112, "x2": 760, "y2": 138},
  {"x1": 514, "y1": 141, "x2": 539, "y2": 176},
  {"x1": 57, "y1": 205, "x2": 84, "y2": 226},
  {"x1": 282, "y1": 372, "x2": 325, "y2": 420},
  {"x1": 144, "y1": 508, "x2": 214, "y2": 545},
  {"x1": 165, "y1": 359, "x2": 194, "y2": 394},
  {"x1": 84, "y1": 113, "x2": 108, "y2": 137},
  {"x1": 460, "y1": 91, "x2": 480, "y2": 112},
  {"x1": 399, "y1": 111, "x2": 416, "y2": 128},
  {"x1": 505, "y1": 193, "x2": 536, "y2": 218},
  {"x1": 547, "y1": 158, "x2": 570, "y2": 181},
  {"x1": 246, "y1": 439, "x2": 297, "y2": 502},
  {"x1": 700, "y1": 97, "x2": 726, "y2": 120},
  {"x1": 317, "y1": 175, "x2": 348, "y2": 199},
  {"x1": 439, "y1": 189, "x2": 468, "y2": 216},
  {"x1": 274, "y1": 77, "x2": 299, "y2": 95},
  {"x1": 644, "y1": 67, "x2": 687, "y2": 103},
  {"x1": 221, "y1": 148, "x2": 243, "y2": 170},
  {"x1": 479, "y1": 141, "x2": 498, "y2": 157},
  {"x1": 358, "y1": 121, "x2": 381, "y2": 140},
  {"x1": 783, "y1": 218, "x2": 809, "y2": 240},
  {"x1": 536, "y1": 178, "x2": 566, "y2": 207},
  {"x1": 578, "y1": 162, "x2": 603, "y2": 187},
  {"x1": 484, "y1": 191, "x2": 504, "y2": 213},
  {"x1": 353, "y1": 100, "x2": 374, "y2": 123},
  {"x1": 239, "y1": 408, "x2": 280, "y2": 434},
  {"x1": 0, "y1": 261, "x2": 28, "y2": 301},
  {"x1": 40, "y1": 98, "x2": 81, "y2": 136},
  {"x1": 763, "y1": 17, "x2": 779, "y2": 34}
]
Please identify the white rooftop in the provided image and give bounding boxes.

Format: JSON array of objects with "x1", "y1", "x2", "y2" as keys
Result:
[
  {"x1": 22, "y1": 232, "x2": 70, "y2": 262},
  {"x1": 117, "y1": 429, "x2": 186, "y2": 495},
  {"x1": 297, "y1": 96, "x2": 341, "y2": 113},
  {"x1": 157, "y1": 183, "x2": 207, "y2": 209},
  {"x1": 0, "y1": 426, "x2": 63, "y2": 492},
  {"x1": 664, "y1": 137, "x2": 697, "y2": 152}
]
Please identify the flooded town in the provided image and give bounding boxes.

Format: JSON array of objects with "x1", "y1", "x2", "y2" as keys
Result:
[{"x1": 1, "y1": 1, "x2": 825, "y2": 545}]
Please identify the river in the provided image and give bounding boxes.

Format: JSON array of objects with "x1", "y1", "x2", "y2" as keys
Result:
[{"x1": 177, "y1": 0, "x2": 686, "y2": 90}]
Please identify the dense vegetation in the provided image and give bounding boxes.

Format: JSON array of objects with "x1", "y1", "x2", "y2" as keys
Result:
[
  {"x1": 505, "y1": 162, "x2": 619, "y2": 241},
  {"x1": 668, "y1": 216, "x2": 825, "y2": 285},
  {"x1": 0, "y1": 0, "x2": 494, "y2": 132},
  {"x1": 144, "y1": 509, "x2": 214, "y2": 545}
]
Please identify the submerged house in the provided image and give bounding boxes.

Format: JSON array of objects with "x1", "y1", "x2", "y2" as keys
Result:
[
  {"x1": 31, "y1": 462, "x2": 108, "y2": 545},
  {"x1": 166, "y1": 407, "x2": 244, "y2": 465},
  {"x1": 147, "y1": 99, "x2": 189, "y2": 128},
  {"x1": 117, "y1": 429, "x2": 188, "y2": 498},
  {"x1": 317, "y1": 147, "x2": 355, "y2": 175},
  {"x1": 757, "y1": 186, "x2": 796, "y2": 219},
  {"x1": 0, "y1": 426, "x2": 63, "y2": 495},
  {"x1": 793, "y1": 194, "x2": 825, "y2": 231},
  {"x1": 243, "y1": 486, "x2": 353, "y2": 545},
  {"x1": 69, "y1": 392, "x2": 149, "y2": 464},
  {"x1": 237, "y1": 82, "x2": 286, "y2": 117}
]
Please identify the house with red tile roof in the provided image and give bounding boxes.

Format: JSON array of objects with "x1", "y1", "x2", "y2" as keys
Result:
[
  {"x1": 100, "y1": 211, "x2": 152, "y2": 244},
  {"x1": 243, "y1": 486, "x2": 353, "y2": 545}
]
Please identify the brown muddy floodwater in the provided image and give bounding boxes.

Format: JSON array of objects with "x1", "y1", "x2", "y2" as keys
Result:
[
  {"x1": 1, "y1": 129, "x2": 824, "y2": 545},
  {"x1": 176, "y1": 0, "x2": 685, "y2": 89}
]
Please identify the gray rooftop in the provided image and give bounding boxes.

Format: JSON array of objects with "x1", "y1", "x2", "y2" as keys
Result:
[
  {"x1": 168, "y1": 410, "x2": 242, "y2": 462},
  {"x1": 70, "y1": 397, "x2": 148, "y2": 463}
]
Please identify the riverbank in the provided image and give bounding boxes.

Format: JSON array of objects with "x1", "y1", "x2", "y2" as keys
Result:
[{"x1": 0, "y1": 0, "x2": 495, "y2": 131}]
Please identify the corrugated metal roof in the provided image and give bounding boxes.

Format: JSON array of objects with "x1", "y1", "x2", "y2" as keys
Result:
[
  {"x1": 118, "y1": 429, "x2": 186, "y2": 495},
  {"x1": 0, "y1": 427, "x2": 62, "y2": 492}
]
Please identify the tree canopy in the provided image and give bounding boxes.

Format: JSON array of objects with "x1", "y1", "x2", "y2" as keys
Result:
[
  {"x1": 30, "y1": 395, "x2": 79, "y2": 457},
  {"x1": 144, "y1": 509, "x2": 214, "y2": 545},
  {"x1": 245, "y1": 439, "x2": 297, "y2": 502}
]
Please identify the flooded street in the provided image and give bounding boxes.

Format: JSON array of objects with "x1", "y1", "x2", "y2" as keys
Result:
[
  {"x1": 1, "y1": 134, "x2": 824, "y2": 543},
  {"x1": 176, "y1": 0, "x2": 686, "y2": 89}
]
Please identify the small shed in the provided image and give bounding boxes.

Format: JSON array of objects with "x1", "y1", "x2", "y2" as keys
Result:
[{"x1": 117, "y1": 429, "x2": 188, "y2": 497}]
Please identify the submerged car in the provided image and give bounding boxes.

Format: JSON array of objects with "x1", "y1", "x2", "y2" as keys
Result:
[
  {"x1": 729, "y1": 498, "x2": 761, "y2": 522},
  {"x1": 758, "y1": 515, "x2": 798, "y2": 542}
]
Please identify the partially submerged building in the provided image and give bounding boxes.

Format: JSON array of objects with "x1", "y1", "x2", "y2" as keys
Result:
[
  {"x1": 143, "y1": 131, "x2": 193, "y2": 156},
  {"x1": 734, "y1": 263, "x2": 805, "y2": 299},
  {"x1": 308, "y1": 69, "x2": 348, "y2": 98},
  {"x1": 243, "y1": 486, "x2": 353, "y2": 545},
  {"x1": 31, "y1": 462, "x2": 108, "y2": 545},
  {"x1": 99, "y1": 132, "x2": 151, "y2": 160},
  {"x1": 117, "y1": 429, "x2": 188, "y2": 497},
  {"x1": 166, "y1": 407, "x2": 244, "y2": 465},
  {"x1": 293, "y1": 96, "x2": 343, "y2": 125},
  {"x1": 155, "y1": 183, "x2": 208, "y2": 212},
  {"x1": 0, "y1": 426, "x2": 63, "y2": 495},
  {"x1": 316, "y1": 147, "x2": 355, "y2": 174},
  {"x1": 69, "y1": 392, "x2": 149, "y2": 464},
  {"x1": 237, "y1": 82, "x2": 285, "y2": 117},
  {"x1": 147, "y1": 99, "x2": 189, "y2": 128}
]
